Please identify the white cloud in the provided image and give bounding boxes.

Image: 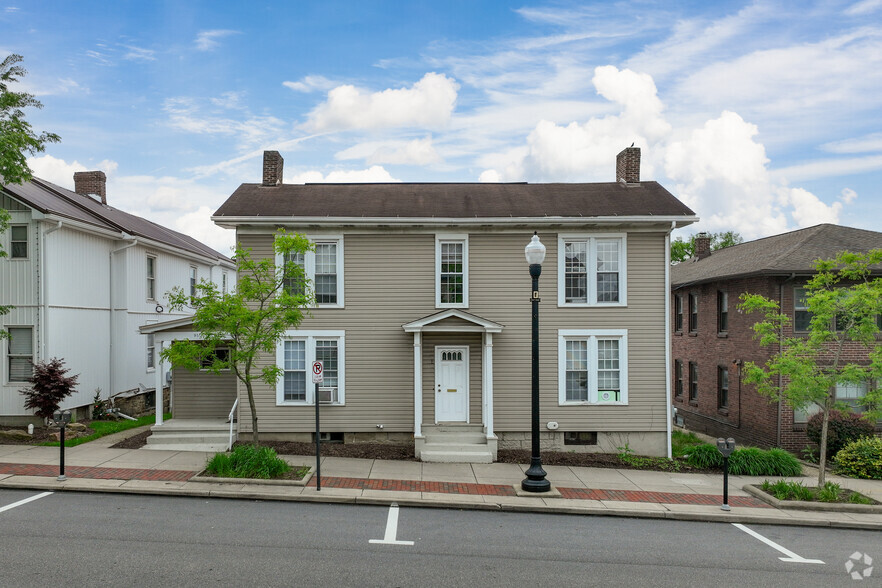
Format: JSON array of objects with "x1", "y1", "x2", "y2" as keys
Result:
[
  {"x1": 845, "y1": 0, "x2": 882, "y2": 15},
  {"x1": 335, "y1": 136, "x2": 441, "y2": 165},
  {"x1": 26, "y1": 154, "x2": 117, "y2": 187},
  {"x1": 194, "y1": 30, "x2": 239, "y2": 51},
  {"x1": 283, "y1": 75, "x2": 336, "y2": 93},
  {"x1": 304, "y1": 72, "x2": 459, "y2": 132},
  {"x1": 163, "y1": 96, "x2": 286, "y2": 150},
  {"x1": 122, "y1": 45, "x2": 156, "y2": 62},
  {"x1": 779, "y1": 187, "x2": 848, "y2": 228},
  {"x1": 822, "y1": 132, "x2": 882, "y2": 154},
  {"x1": 772, "y1": 154, "x2": 882, "y2": 182},
  {"x1": 478, "y1": 169, "x2": 501, "y2": 183},
  {"x1": 287, "y1": 166, "x2": 400, "y2": 184},
  {"x1": 175, "y1": 206, "x2": 234, "y2": 255}
]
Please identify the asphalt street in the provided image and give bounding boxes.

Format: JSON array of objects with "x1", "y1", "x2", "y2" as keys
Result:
[{"x1": 0, "y1": 488, "x2": 878, "y2": 587}]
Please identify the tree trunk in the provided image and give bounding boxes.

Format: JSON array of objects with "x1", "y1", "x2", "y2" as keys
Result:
[
  {"x1": 817, "y1": 403, "x2": 830, "y2": 486},
  {"x1": 244, "y1": 380, "x2": 259, "y2": 446}
]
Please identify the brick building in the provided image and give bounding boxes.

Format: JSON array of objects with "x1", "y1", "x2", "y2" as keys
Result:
[{"x1": 670, "y1": 224, "x2": 882, "y2": 452}]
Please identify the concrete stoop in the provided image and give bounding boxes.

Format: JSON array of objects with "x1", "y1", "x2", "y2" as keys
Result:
[
  {"x1": 418, "y1": 424, "x2": 496, "y2": 464},
  {"x1": 145, "y1": 419, "x2": 234, "y2": 453}
]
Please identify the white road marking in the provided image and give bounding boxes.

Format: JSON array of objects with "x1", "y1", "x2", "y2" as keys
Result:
[
  {"x1": 369, "y1": 503, "x2": 414, "y2": 546},
  {"x1": 732, "y1": 523, "x2": 825, "y2": 564},
  {"x1": 0, "y1": 491, "x2": 53, "y2": 514}
]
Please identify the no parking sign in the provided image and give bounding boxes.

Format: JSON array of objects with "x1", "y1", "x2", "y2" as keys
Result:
[{"x1": 312, "y1": 361, "x2": 323, "y2": 383}]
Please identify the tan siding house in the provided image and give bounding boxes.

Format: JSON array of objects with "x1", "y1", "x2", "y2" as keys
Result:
[{"x1": 168, "y1": 147, "x2": 696, "y2": 460}]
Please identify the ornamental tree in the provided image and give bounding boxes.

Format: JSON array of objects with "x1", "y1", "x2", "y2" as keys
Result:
[
  {"x1": 161, "y1": 231, "x2": 312, "y2": 445},
  {"x1": 738, "y1": 249, "x2": 882, "y2": 485},
  {"x1": 20, "y1": 358, "x2": 79, "y2": 423}
]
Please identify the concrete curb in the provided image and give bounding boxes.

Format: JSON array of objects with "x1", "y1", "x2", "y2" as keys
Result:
[
  {"x1": 3, "y1": 477, "x2": 880, "y2": 530},
  {"x1": 190, "y1": 467, "x2": 314, "y2": 487},
  {"x1": 743, "y1": 484, "x2": 882, "y2": 513}
]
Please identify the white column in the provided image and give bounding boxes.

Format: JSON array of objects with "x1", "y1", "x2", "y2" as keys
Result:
[
  {"x1": 413, "y1": 332, "x2": 422, "y2": 438},
  {"x1": 155, "y1": 339, "x2": 164, "y2": 426},
  {"x1": 483, "y1": 332, "x2": 494, "y2": 438}
]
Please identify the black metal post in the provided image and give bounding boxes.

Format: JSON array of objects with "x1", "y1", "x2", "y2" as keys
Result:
[
  {"x1": 522, "y1": 263, "x2": 550, "y2": 493},
  {"x1": 721, "y1": 455, "x2": 730, "y2": 511},
  {"x1": 58, "y1": 424, "x2": 66, "y2": 482},
  {"x1": 315, "y1": 382, "x2": 321, "y2": 491}
]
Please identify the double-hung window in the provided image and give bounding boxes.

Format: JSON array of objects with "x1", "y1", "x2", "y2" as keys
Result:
[
  {"x1": 688, "y1": 362, "x2": 698, "y2": 402},
  {"x1": 436, "y1": 235, "x2": 468, "y2": 308},
  {"x1": 276, "y1": 331, "x2": 345, "y2": 405},
  {"x1": 794, "y1": 287, "x2": 812, "y2": 332},
  {"x1": 146, "y1": 333, "x2": 155, "y2": 370},
  {"x1": 558, "y1": 330, "x2": 628, "y2": 405},
  {"x1": 674, "y1": 360, "x2": 684, "y2": 398},
  {"x1": 717, "y1": 291, "x2": 728, "y2": 333},
  {"x1": 276, "y1": 236, "x2": 344, "y2": 308},
  {"x1": 189, "y1": 266, "x2": 197, "y2": 297},
  {"x1": 688, "y1": 293, "x2": 698, "y2": 333},
  {"x1": 10, "y1": 225, "x2": 27, "y2": 259},
  {"x1": 674, "y1": 295, "x2": 683, "y2": 332},
  {"x1": 558, "y1": 234, "x2": 626, "y2": 306},
  {"x1": 146, "y1": 255, "x2": 157, "y2": 300},
  {"x1": 7, "y1": 327, "x2": 33, "y2": 382},
  {"x1": 718, "y1": 366, "x2": 729, "y2": 410}
]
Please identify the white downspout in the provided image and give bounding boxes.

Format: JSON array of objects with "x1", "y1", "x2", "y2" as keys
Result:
[
  {"x1": 109, "y1": 235, "x2": 137, "y2": 402},
  {"x1": 665, "y1": 222, "x2": 675, "y2": 459},
  {"x1": 39, "y1": 221, "x2": 63, "y2": 361}
]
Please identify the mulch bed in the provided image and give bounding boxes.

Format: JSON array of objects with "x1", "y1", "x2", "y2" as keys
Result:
[
  {"x1": 110, "y1": 429, "x2": 153, "y2": 450},
  {"x1": 0, "y1": 423, "x2": 97, "y2": 445}
]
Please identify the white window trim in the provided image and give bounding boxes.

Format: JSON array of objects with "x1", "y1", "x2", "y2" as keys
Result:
[
  {"x1": 6, "y1": 326, "x2": 34, "y2": 384},
  {"x1": 558, "y1": 329, "x2": 628, "y2": 405},
  {"x1": 146, "y1": 254, "x2": 157, "y2": 301},
  {"x1": 435, "y1": 233, "x2": 469, "y2": 309},
  {"x1": 189, "y1": 266, "x2": 198, "y2": 297},
  {"x1": 557, "y1": 233, "x2": 627, "y2": 307},
  {"x1": 275, "y1": 235, "x2": 344, "y2": 309},
  {"x1": 9, "y1": 224, "x2": 28, "y2": 260},
  {"x1": 275, "y1": 330, "x2": 345, "y2": 406},
  {"x1": 146, "y1": 332, "x2": 156, "y2": 372}
]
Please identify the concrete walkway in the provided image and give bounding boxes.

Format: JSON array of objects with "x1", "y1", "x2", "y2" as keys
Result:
[{"x1": 1, "y1": 432, "x2": 880, "y2": 530}]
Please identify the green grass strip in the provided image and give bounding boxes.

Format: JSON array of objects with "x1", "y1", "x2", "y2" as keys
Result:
[{"x1": 42, "y1": 413, "x2": 172, "y2": 447}]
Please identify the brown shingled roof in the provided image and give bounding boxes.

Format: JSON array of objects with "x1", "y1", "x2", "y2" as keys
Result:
[
  {"x1": 3, "y1": 178, "x2": 232, "y2": 262},
  {"x1": 213, "y1": 181, "x2": 696, "y2": 220},
  {"x1": 671, "y1": 224, "x2": 882, "y2": 288}
]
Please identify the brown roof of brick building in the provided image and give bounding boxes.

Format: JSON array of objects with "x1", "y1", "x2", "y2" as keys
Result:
[{"x1": 671, "y1": 224, "x2": 882, "y2": 288}]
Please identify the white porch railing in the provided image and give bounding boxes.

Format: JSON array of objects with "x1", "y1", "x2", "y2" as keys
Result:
[{"x1": 227, "y1": 398, "x2": 239, "y2": 451}]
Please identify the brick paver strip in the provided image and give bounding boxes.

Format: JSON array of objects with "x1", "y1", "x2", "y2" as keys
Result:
[
  {"x1": 0, "y1": 462, "x2": 194, "y2": 482},
  {"x1": 309, "y1": 475, "x2": 771, "y2": 507}
]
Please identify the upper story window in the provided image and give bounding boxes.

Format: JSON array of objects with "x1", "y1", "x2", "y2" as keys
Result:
[
  {"x1": 558, "y1": 234, "x2": 626, "y2": 306},
  {"x1": 222, "y1": 272, "x2": 228, "y2": 294},
  {"x1": 717, "y1": 291, "x2": 728, "y2": 333},
  {"x1": 189, "y1": 266, "x2": 197, "y2": 297},
  {"x1": 674, "y1": 295, "x2": 684, "y2": 333},
  {"x1": 436, "y1": 235, "x2": 468, "y2": 308},
  {"x1": 276, "y1": 236, "x2": 344, "y2": 308},
  {"x1": 558, "y1": 329, "x2": 628, "y2": 405},
  {"x1": 7, "y1": 327, "x2": 33, "y2": 382},
  {"x1": 10, "y1": 225, "x2": 27, "y2": 259},
  {"x1": 276, "y1": 331, "x2": 345, "y2": 405},
  {"x1": 794, "y1": 287, "x2": 812, "y2": 332},
  {"x1": 688, "y1": 293, "x2": 698, "y2": 332},
  {"x1": 146, "y1": 255, "x2": 157, "y2": 300}
]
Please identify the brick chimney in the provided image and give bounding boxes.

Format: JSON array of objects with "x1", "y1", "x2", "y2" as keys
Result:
[
  {"x1": 73, "y1": 171, "x2": 107, "y2": 204},
  {"x1": 263, "y1": 150, "x2": 284, "y2": 186},
  {"x1": 616, "y1": 146, "x2": 640, "y2": 184},
  {"x1": 695, "y1": 232, "x2": 712, "y2": 260}
]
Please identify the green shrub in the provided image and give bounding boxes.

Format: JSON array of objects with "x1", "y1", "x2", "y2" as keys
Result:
[
  {"x1": 685, "y1": 443, "x2": 724, "y2": 469},
  {"x1": 671, "y1": 430, "x2": 704, "y2": 458},
  {"x1": 847, "y1": 492, "x2": 874, "y2": 505},
  {"x1": 807, "y1": 409, "x2": 875, "y2": 457},
  {"x1": 833, "y1": 436, "x2": 882, "y2": 480},
  {"x1": 816, "y1": 482, "x2": 842, "y2": 502},
  {"x1": 760, "y1": 479, "x2": 814, "y2": 501},
  {"x1": 206, "y1": 444, "x2": 291, "y2": 479}
]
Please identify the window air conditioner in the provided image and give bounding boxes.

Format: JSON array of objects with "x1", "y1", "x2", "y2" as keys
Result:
[
  {"x1": 599, "y1": 390, "x2": 618, "y2": 403},
  {"x1": 318, "y1": 387, "x2": 338, "y2": 404}
]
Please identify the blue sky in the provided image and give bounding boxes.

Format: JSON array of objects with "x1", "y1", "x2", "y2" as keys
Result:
[{"x1": 3, "y1": 0, "x2": 881, "y2": 253}]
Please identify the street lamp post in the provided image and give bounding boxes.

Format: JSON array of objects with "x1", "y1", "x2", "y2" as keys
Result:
[{"x1": 522, "y1": 232, "x2": 551, "y2": 493}]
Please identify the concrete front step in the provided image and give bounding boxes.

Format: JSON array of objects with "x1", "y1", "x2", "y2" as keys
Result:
[
  {"x1": 147, "y1": 432, "x2": 230, "y2": 445},
  {"x1": 420, "y1": 449, "x2": 494, "y2": 464},
  {"x1": 143, "y1": 442, "x2": 228, "y2": 453},
  {"x1": 422, "y1": 432, "x2": 488, "y2": 444}
]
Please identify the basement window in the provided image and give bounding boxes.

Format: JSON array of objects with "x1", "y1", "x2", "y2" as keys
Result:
[{"x1": 564, "y1": 432, "x2": 598, "y2": 445}]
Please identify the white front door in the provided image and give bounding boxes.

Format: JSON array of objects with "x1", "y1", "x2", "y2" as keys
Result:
[{"x1": 435, "y1": 346, "x2": 468, "y2": 423}]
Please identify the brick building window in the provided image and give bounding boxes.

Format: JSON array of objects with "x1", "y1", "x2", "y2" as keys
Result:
[
  {"x1": 674, "y1": 295, "x2": 683, "y2": 333},
  {"x1": 794, "y1": 287, "x2": 812, "y2": 332},
  {"x1": 688, "y1": 293, "x2": 698, "y2": 333},
  {"x1": 674, "y1": 360, "x2": 683, "y2": 398},
  {"x1": 717, "y1": 291, "x2": 728, "y2": 333},
  {"x1": 718, "y1": 366, "x2": 729, "y2": 410},
  {"x1": 688, "y1": 362, "x2": 698, "y2": 402}
]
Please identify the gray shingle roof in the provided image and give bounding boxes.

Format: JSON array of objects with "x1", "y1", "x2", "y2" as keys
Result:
[
  {"x1": 213, "y1": 181, "x2": 696, "y2": 220},
  {"x1": 671, "y1": 224, "x2": 882, "y2": 288},
  {"x1": 3, "y1": 178, "x2": 232, "y2": 263}
]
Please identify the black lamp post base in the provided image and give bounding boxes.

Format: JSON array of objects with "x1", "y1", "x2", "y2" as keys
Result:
[{"x1": 521, "y1": 458, "x2": 551, "y2": 493}]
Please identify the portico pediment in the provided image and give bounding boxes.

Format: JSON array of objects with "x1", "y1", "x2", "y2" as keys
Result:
[{"x1": 402, "y1": 309, "x2": 504, "y2": 334}]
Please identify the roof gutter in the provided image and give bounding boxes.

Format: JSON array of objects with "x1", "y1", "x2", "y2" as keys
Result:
[{"x1": 211, "y1": 214, "x2": 699, "y2": 229}]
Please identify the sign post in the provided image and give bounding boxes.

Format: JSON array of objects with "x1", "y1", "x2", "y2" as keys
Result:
[{"x1": 312, "y1": 361, "x2": 324, "y2": 491}]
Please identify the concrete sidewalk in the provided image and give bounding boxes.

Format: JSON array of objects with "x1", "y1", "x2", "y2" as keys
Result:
[{"x1": 1, "y1": 432, "x2": 880, "y2": 530}]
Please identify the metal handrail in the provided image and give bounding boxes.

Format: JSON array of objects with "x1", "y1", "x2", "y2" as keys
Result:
[{"x1": 227, "y1": 397, "x2": 239, "y2": 451}]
